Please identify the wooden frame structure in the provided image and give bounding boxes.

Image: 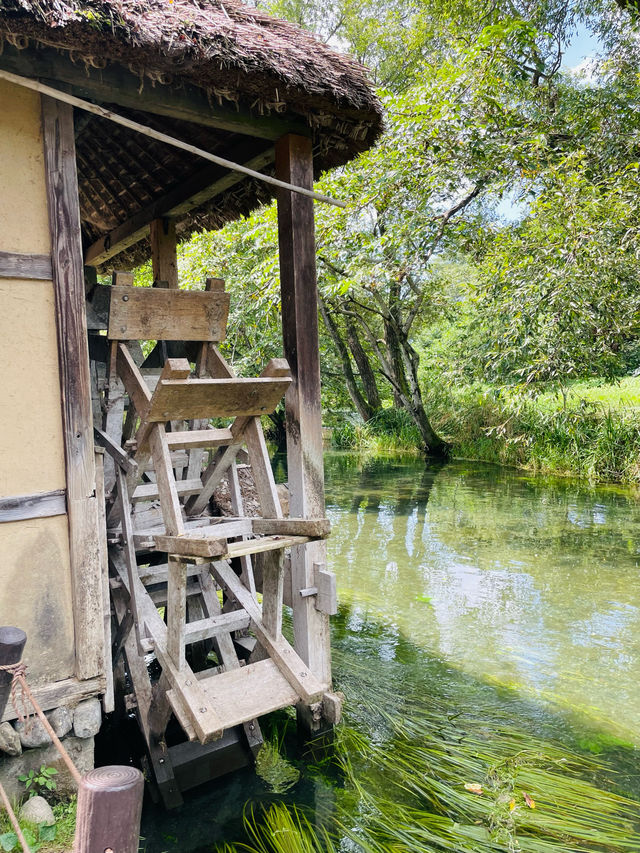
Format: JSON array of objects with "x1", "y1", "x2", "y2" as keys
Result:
[{"x1": 0, "y1": 0, "x2": 382, "y2": 805}]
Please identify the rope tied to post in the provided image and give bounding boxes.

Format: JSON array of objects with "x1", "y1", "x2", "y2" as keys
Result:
[{"x1": 0, "y1": 661, "x2": 30, "y2": 727}]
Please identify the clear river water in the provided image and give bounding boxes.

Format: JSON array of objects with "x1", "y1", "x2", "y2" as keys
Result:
[{"x1": 139, "y1": 454, "x2": 640, "y2": 851}]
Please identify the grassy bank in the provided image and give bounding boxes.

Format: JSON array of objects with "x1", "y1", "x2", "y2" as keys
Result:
[
  {"x1": 328, "y1": 378, "x2": 640, "y2": 483},
  {"x1": 426, "y1": 378, "x2": 640, "y2": 483}
]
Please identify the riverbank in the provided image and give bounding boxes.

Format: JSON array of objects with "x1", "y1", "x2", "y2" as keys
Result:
[
  {"x1": 330, "y1": 378, "x2": 640, "y2": 483},
  {"x1": 428, "y1": 379, "x2": 640, "y2": 483}
]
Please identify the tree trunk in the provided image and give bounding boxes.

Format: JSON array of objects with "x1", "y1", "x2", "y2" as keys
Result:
[
  {"x1": 345, "y1": 318, "x2": 381, "y2": 415},
  {"x1": 319, "y1": 297, "x2": 373, "y2": 421},
  {"x1": 384, "y1": 314, "x2": 449, "y2": 457}
]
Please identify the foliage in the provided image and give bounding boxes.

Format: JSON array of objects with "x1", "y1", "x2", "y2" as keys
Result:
[
  {"x1": 18, "y1": 767, "x2": 58, "y2": 799},
  {"x1": 330, "y1": 408, "x2": 422, "y2": 452},
  {"x1": 422, "y1": 380, "x2": 640, "y2": 482},
  {"x1": 0, "y1": 796, "x2": 75, "y2": 853}
]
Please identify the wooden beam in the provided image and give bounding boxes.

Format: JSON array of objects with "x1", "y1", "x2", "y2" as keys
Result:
[
  {"x1": 0, "y1": 250, "x2": 52, "y2": 280},
  {"x1": 212, "y1": 560, "x2": 326, "y2": 704},
  {"x1": 150, "y1": 219, "x2": 178, "y2": 288},
  {"x1": 0, "y1": 43, "x2": 307, "y2": 142},
  {"x1": 0, "y1": 489, "x2": 66, "y2": 523},
  {"x1": 1, "y1": 676, "x2": 105, "y2": 723},
  {"x1": 84, "y1": 149, "x2": 274, "y2": 267},
  {"x1": 275, "y1": 134, "x2": 332, "y2": 687},
  {"x1": 42, "y1": 95, "x2": 105, "y2": 682}
]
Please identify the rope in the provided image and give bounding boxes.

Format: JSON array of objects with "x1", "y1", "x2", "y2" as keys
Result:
[
  {"x1": 0, "y1": 663, "x2": 83, "y2": 787},
  {"x1": 0, "y1": 663, "x2": 29, "y2": 725},
  {"x1": 0, "y1": 781, "x2": 30, "y2": 853}
]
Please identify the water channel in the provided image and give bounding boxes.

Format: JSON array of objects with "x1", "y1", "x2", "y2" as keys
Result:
[{"x1": 140, "y1": 454, "x2": 640, "y2": 851}]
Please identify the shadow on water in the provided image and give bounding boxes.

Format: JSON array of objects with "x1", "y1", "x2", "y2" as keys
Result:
[{"x1": 137, "y1": 453, "x2": 640, "y2": 851}]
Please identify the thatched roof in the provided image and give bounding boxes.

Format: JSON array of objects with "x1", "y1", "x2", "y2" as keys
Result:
[{"x1": 0, "y1": 0, "x2": 383, "y2": 268}]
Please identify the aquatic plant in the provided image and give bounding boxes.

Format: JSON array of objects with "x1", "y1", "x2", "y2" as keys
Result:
[
  {"x1": 215, "y1": 804, "x2": 335, "y2": 853},
  {"x1": 255, "y1": 740, "x2": 301, "y2": 795},
  {"x1": 217, "y1": 642, "x2": 640, "y2": 853}
]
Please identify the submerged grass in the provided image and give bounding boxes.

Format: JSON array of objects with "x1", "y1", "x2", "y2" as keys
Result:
[{"x1": 217, "y1": 637, "x2": 640, "y2": 853}]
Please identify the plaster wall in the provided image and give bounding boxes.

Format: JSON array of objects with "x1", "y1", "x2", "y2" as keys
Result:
[{"x1": 0, "y1": 80, "x2": 76, "y2": 684}]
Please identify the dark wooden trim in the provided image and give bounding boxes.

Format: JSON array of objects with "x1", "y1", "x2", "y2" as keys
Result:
[
  {"x1": 0, "y1": 251, "x2": 52, "y2": 280},
  {"x1": 42, "y1": 95, "x2": 105, "y2": 681},
  {"x1": 0, "y1": 489, "x2": 66, "y2": 523},
  {"x1": 275, "y1": 134, "x2": 331, "y2": 688},
  {"x1": 85, "y1": 148, "x2": 274, "y2": 266},
  {"x1": 0, "y1": 43, "x2": 307, "y2": 142}
]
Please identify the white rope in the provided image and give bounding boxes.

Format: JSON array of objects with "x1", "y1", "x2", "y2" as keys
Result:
[{"x1": 0, "y1": 68, "x2": 346, "y2": 208}]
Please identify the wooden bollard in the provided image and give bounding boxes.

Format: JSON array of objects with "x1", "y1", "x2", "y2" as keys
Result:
[
  {"x1": 0, "y1": 626, "x2": 27, "y2": 719},
  {"x1": 73, "y1": 766, "x2": 144, "y2": 853}
]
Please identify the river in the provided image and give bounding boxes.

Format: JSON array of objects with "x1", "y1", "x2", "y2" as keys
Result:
[{"x1": 140, "y1": 454, "x2": 640, "y2": 851}]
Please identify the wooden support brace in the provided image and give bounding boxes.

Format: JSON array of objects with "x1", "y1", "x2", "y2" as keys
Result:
[{"x1": 212, "y1": 560, "x2": 326, "y2": 704}]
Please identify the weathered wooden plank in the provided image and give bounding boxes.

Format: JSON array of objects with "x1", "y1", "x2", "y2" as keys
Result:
[
  {"x1": 0, "y1": 676, "x2": 105, "y2": 723},
  {"x1": 276, "y1": 134, "x2": 331, "y2": 687},
  {"x1": 167, "y1": 556, "x2": 187, "y2": 670},
  {"x1": 116, "y1": 467, "x2": 146, "y2": 657},
  {"x1": 0, "y1": 489, "x2": 66, "y2": 523},
  {"x1": 148, "y1": 425, "x2": 185, "y2": 537},
  {"x1": 94, "y1": 426, "x2": 137, "y2": 477},
  {"x1": 117, "y1": 344, "x2": 152, "y2": 414},
  {"x1": 0, "y1": 250, "x2": 52, "y2": 280},
  {"x1": 153, "y1": 519, "x2": 253, "y2": 558},
  {"x1": 147, "y1": 376, "x2": 290, "y2": 422},
  {"x1": 212, "y1": 560, "x2": 326, "y2": 704},
  {"x1": 150, "y1": 218, "x2": 178, "y2": 289},
  {"x1": 112, "y1": 553, "x2": 225, "y2": 743},
  {"x1": 95, "y1": 449, "x2": 115, "y2": 713},
  {"x1": 228, "y1": 461, "x2": 257, "y2": 600},
  {"x1": 109, "y1": 287, "x2": 230, "y2": 343},
  {"x1": 166, "y1": 428, "x2": 234, "y2": 450},
  {"x1": 131, "y1": 478, "x2": 202, "y2": 503},
  {"x1": 226, "y1": 535, "x2": 310, "y2": 559},
  {"x1": 185, "y1": 432, "x2": 246, "y2": 517},
  {"x1": 43, "y1": 95, "x2": 104, "y2": 682},
  {"x1": 252, "y1": 518, "x2": 330, "y2": 538},
  {"x1": 184, "y1": 612, "x2": 251, "y2": 644},
  {"x1": 167, "y1": 658, "x2": 300, "y2": 732},
  {"x1": 261, "y1": 550, "x2": 284, "y2": 641}
]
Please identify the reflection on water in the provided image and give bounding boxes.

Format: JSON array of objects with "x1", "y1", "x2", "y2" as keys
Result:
[
  {"x1": 139, "y1": 454, "x2": 640, "y2": 851},
  {"x1": 325, "y1": 454, "x2": 640, "y2": 743}
]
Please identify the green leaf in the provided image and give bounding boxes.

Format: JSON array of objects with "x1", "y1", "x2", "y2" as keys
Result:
[
  {"x1": 0, "y1": 832, "x2": 17, "y2": 852},
  {"x1": 38, "y1": 824, "x2": 56, "y2": 843}
]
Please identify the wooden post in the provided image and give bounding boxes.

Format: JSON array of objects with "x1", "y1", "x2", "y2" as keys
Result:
[
  {"x1": 0, "y1": 627, "x2": 27, "y2": 719},
  {"x1": 275, "y1": 134, "x2": 331, "y2": 690},
  {"x1": 42, "y1": 96, "x2": 104, "y2": 682},
  {"x1": 150, "y1": 218, "x2": 178, "y2": 288},
  {"x1": 73, "y1": 765, "x2": 144, "y2": 853}
]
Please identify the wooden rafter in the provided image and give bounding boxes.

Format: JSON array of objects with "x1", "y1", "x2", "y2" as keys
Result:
[{"x1": 84, "y1": 149, "x2": 274, "y2": 266}]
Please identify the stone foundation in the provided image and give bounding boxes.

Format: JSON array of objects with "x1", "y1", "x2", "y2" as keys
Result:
[{"x1": 0, "y1": 698, "x2": 101, "y2": 802}]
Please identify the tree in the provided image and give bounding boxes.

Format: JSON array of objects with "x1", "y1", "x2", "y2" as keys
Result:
[{"x1": 476, "y1": 35, "x2": 640, "y2": 392}]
